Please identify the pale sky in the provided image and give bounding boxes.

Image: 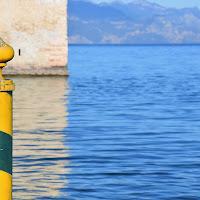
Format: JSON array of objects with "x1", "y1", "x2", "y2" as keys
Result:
[{"x1": 91, "y1": 0, "x2": 200, "y2": 8}]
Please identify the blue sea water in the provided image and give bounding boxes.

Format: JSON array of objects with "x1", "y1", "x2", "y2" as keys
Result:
[{"x1": 13, "y1": 45, "x2": 200, "y2": 199}]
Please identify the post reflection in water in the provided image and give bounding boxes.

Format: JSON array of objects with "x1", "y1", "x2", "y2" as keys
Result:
[{"x1": 11, "y1": 77, "x2": 70, "y2": 199}]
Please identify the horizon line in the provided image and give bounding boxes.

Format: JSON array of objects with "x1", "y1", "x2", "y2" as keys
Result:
[{"x1": 69, "y1": 43, "x2": 200, "y2": 46}]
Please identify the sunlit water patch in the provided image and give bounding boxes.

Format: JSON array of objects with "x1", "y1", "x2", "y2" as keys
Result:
[{"x1": 12, "y1": 77, "x2": 70, "y2": 199}]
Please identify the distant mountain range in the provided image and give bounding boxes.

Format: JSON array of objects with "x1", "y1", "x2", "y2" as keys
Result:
[{"x1": 68, "y1": 0, "x2": 200, "y2": 44}]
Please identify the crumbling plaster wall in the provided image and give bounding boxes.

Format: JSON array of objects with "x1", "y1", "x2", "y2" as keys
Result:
[{"x1": 0, "y1": 0, "x2": 68, "y2": 75}]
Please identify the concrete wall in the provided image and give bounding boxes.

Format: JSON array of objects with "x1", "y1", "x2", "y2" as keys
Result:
[{"x1": 0, "y1": 0, "x2": 68, "y2": 75}]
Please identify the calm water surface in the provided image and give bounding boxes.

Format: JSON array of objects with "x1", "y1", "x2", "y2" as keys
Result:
[{"x1": 12, "y1": 45, "x2": 200, "y2": 199}]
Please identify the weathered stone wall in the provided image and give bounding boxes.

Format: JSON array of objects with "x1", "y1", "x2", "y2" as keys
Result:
[{"x1": 0, "y1": 0, "x2": 68, "y2": 75}]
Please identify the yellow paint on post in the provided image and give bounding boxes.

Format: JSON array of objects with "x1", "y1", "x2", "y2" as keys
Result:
[
  {"x1": 0, "y1": 37, "x2": 15, "y2": 200},
  {"x1": 0, "y1": 38, "x2": 14, "y2": 65},
  {"x1": 0, "y1": 92, "x2": 13, "y2": 137},
  {"x1": 0, "y1": 171, "x2": 12, "y2": 200},
  {"x1": 0, "y1": 80, "x2": 15, "y2": 92}
]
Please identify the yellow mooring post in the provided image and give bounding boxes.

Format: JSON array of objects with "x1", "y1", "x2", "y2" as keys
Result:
[{"x1": 0, "y1": 38, "x2": 15, "y2": 200}]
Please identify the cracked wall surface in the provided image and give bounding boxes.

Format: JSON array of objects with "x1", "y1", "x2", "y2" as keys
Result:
[{"x1": 0, "y1": 0, "x2": 68, "y2": 75}]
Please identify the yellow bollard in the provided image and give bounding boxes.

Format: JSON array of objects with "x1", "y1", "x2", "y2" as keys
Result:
[{"x1": 0, "y1": 38, "x2": 15, "y2": 200}]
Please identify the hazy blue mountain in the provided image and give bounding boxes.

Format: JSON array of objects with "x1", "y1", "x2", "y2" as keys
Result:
[{"x1": 68, "y1": 0, "x2": 200, "y2": 44}]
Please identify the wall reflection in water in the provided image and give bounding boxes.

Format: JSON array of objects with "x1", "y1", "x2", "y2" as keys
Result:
[{"x1": 10, "y1": 77, "x2": 70, "y2": 199}]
